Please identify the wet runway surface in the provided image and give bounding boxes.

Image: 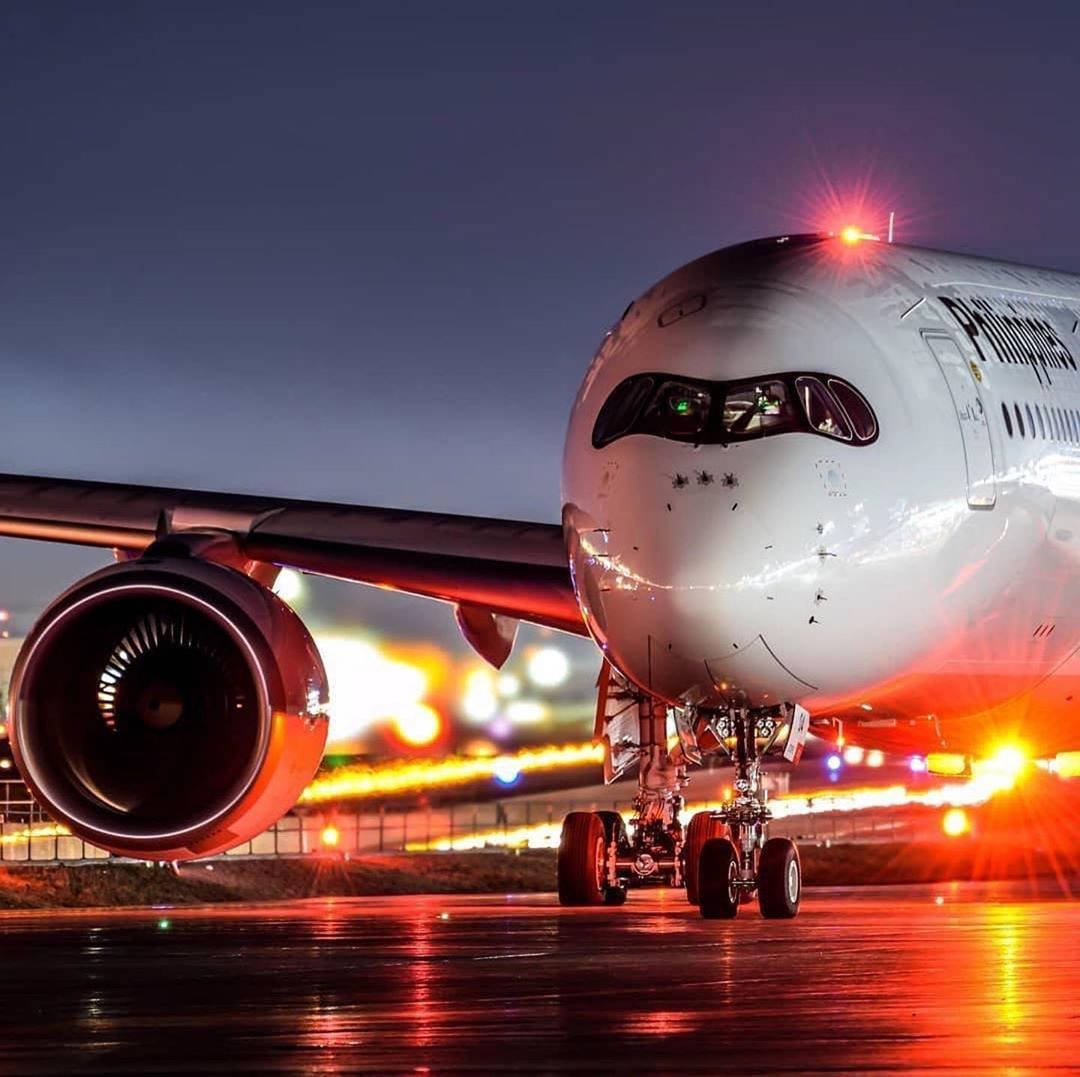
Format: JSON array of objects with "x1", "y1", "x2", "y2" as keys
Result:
[{"x1": 1, "y1": 881, "x2": 1078, "y2": 1073}]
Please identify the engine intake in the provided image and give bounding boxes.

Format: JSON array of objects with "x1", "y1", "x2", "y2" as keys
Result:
[{"x1": 9, "y1": 556, "x2": 328, "y2": 860}]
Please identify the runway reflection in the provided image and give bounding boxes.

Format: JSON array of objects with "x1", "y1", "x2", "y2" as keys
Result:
[{"x1": 0, "y1": 882, "x2": 1075, "y2": 1073}]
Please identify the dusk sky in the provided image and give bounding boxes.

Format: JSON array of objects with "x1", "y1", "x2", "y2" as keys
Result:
[{"x1": 3, "y1": 1, "x2": 1080, "y2": 636}]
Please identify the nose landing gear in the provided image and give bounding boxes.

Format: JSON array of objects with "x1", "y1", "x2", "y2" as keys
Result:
[
  {"x1": 556, "y1": 665, "x2": 808, "y2": 920},
  {"x1": 696, "y1": 707, "x2": 803, "y2": 919}
]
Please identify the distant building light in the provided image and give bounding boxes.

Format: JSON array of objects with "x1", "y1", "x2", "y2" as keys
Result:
[
  {"x1": 320, "y1": 824, "x2": 340, "y2": 848},
  {"x1": 842, "y1": 746, "x2": 865, "y2": 765},
  {"x1": 866, "y1": 750, "x2": 885, "y2": 768},
  {"x1": 909, "y1": 755, "x2": 928, "y2": 774},
  {"x1": 826, "y1": 753, "x2": 842, "y2": 772},
  {"x1": 496, "y1": 673, "x2": 520, "y2": 698}
]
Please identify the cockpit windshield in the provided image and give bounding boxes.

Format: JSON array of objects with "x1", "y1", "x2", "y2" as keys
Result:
[
  {"x1": 722, "y1": 379, "x2": 800, "y2": 438},
  {"x1": 592, "y1": 371, "x2": 878, "y2": 449}
]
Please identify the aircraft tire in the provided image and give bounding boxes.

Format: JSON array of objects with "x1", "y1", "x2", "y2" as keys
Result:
[
  {"x1": 683, "y1": 812, "x2": 729, "y2": 905},
  {"x1": 757, "y1": 837, "x2": 801, "y2": 919},
  {"x1": 698, "y1": 838, "x2": 740, "y2": 920},
  {"x1": 557, "y1": 811, "x2": 607, "y2": 906}
]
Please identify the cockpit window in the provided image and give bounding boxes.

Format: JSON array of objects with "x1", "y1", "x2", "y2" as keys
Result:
[
  {"x1": 795, "y1": 376, "x2": 852, "y2": 441},
  {"x1": 591, "y1": 370, "x2": 878, "y2": 449},
  {"x1": 827, "y1": 378, "x2": 877, "y2": 441},
  {"x1": 642, "y1": 380, "x2": 711, "y2": 439},
  {"x1": 592, "y1": 376, "x2": 655, "y2": 447},
  {"x1": 722, "y1": 379, "x2": 801, "y2": 439}
]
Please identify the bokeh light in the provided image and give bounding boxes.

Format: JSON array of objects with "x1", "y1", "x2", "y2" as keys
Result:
[
  {"x1": 393, "y1": 702, "x2": 442, "y2": 747},
  {"x1": 313, "y1": 634, "x2": 430, "y2": 746},
  {"x1": 492, "y1": 757, "x2": 522, "y2": 786},
  {"x1": 505, "y1": 699, "x2": 547, "y2": 725},
  {"x1": 462, "y1": 669, "x2": 497, "y2": 722},
  {"x1": 526, "y1": 647, "x2": 569, "y2": 688},
  {"x1": 942, "y1": 808, "x2": 970, "y2": 838}
]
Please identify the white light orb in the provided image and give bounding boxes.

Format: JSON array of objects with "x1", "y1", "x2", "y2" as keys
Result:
[{"x1": 527, "y1": 647, "x2": 569, "y2": 688}]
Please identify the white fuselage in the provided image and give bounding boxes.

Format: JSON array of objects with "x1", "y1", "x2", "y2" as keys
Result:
[{"x1": 561, "y1": 234, "x2": 1080, "y2": 757}]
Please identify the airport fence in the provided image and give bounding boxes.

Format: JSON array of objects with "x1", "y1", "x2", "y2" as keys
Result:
[{"x1": 0, "y1": 780, "x2": 942, "y2": 864}]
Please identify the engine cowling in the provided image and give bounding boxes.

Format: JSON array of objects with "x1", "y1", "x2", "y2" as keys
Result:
[{"x1": 8, "y1": 555, "x2": 328, "y2": 860}]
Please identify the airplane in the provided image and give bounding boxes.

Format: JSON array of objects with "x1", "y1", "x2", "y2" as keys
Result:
[{"x1": 3, "y1": 227, "x2": 1079, "y2": 920}]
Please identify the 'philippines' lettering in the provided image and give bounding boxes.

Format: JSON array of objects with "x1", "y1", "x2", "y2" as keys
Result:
[{"x1": 940, "y1": 295, "x2": 1077, "y2": 388}]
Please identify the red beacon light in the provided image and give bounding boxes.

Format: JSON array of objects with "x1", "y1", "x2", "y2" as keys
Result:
[{"x1": 837, "y1": 225, "x2": 880, "y2": 245}]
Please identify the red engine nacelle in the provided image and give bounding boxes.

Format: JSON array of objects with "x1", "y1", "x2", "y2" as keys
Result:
[{"x1": 8, "y1": 554, "x2": 328, "y2": 860}]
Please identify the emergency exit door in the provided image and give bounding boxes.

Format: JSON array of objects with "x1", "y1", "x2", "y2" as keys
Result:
[{"x1": 923, "y1": 334, "x2": 996, "y2": 508}]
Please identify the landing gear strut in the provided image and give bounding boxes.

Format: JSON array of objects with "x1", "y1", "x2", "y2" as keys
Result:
[
  {"x1": 556, "y1": 665, "x2": 808, "y2": 920},
  {"x1": 696, "y1": 708, "x2": 801, "y2": 919}
]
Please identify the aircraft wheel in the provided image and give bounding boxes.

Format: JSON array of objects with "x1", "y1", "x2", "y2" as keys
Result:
[
  {"x1": 757, "y1": 837, "x2": 801, "y2": 919},
  {"x1": 557, "y1": 811, "x2": 606, "y2": 906},
  {"x1": 698, "y1": 838, "x2": 740, "y2": 920},
  {"x1": 683, "y1": 812, "x2": 729, "y2": 905},
  {"x1": 595, "y1": 810, "x2": 630, "y2": 906},
  {"x1": 595, "y1": 810, "x2": 628, "y2": 850}
]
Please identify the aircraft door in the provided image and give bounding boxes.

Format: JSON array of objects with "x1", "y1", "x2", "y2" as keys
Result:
[{"x1": 923, "y1": 334, "x2": 996, "y2": 508}]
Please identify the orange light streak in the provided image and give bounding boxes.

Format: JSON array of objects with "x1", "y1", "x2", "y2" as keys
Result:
[
  {"x1": 0, "y1": 823, "x2": 70, "y2": 846},
  {"x1": 299, "y1": 742, "x2": 604, "y2": 804},
  {"x1": 411, "y1": 761, "x2": 1030, "y2": 851}
]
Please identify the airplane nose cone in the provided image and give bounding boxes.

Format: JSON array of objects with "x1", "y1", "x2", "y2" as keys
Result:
[
  {"x1": 619, "y1": 506, "x2": 771, "y2": 650},
  {"x1": 569, "y1": 491, "x2": 812, "y2": 706}
]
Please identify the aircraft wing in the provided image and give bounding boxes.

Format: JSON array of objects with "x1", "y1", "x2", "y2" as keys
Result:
[{"x1": 0, "y1": 473, "x2": 586, "y2": 638}]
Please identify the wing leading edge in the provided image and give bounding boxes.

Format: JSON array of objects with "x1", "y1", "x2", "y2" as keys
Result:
[{"x1": 0, "y1": 473, "x2": 586, "y2": 636}]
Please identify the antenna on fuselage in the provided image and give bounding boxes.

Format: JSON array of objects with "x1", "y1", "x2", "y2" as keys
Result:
[{"x1": 887, "y1": 211, "x2": 895, "y2": 244}]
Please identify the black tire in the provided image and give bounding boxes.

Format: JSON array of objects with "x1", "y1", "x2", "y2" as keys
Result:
[
  {"x1": 683, "y1": 812, "x2": 729, "y2": 905},
  {"x1": 557, "y1": 811, "x2": 607, "y2": 906},
  {"x1": 698, "y1": 838, "x2": 740, "y2": 920},
  {"x1": 757, "y1": 837, "x2": 801, "y2": 919}
]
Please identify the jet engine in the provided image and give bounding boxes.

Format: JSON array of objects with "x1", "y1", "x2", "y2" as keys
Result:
[{"x1": 8, "y1": 554, "x2": 328, "y2": 860}]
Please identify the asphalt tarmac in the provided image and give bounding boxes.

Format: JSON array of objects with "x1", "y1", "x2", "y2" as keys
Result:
[{"x1": 1, "y1": 881, "x2": 1077, "y2": 1074}]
